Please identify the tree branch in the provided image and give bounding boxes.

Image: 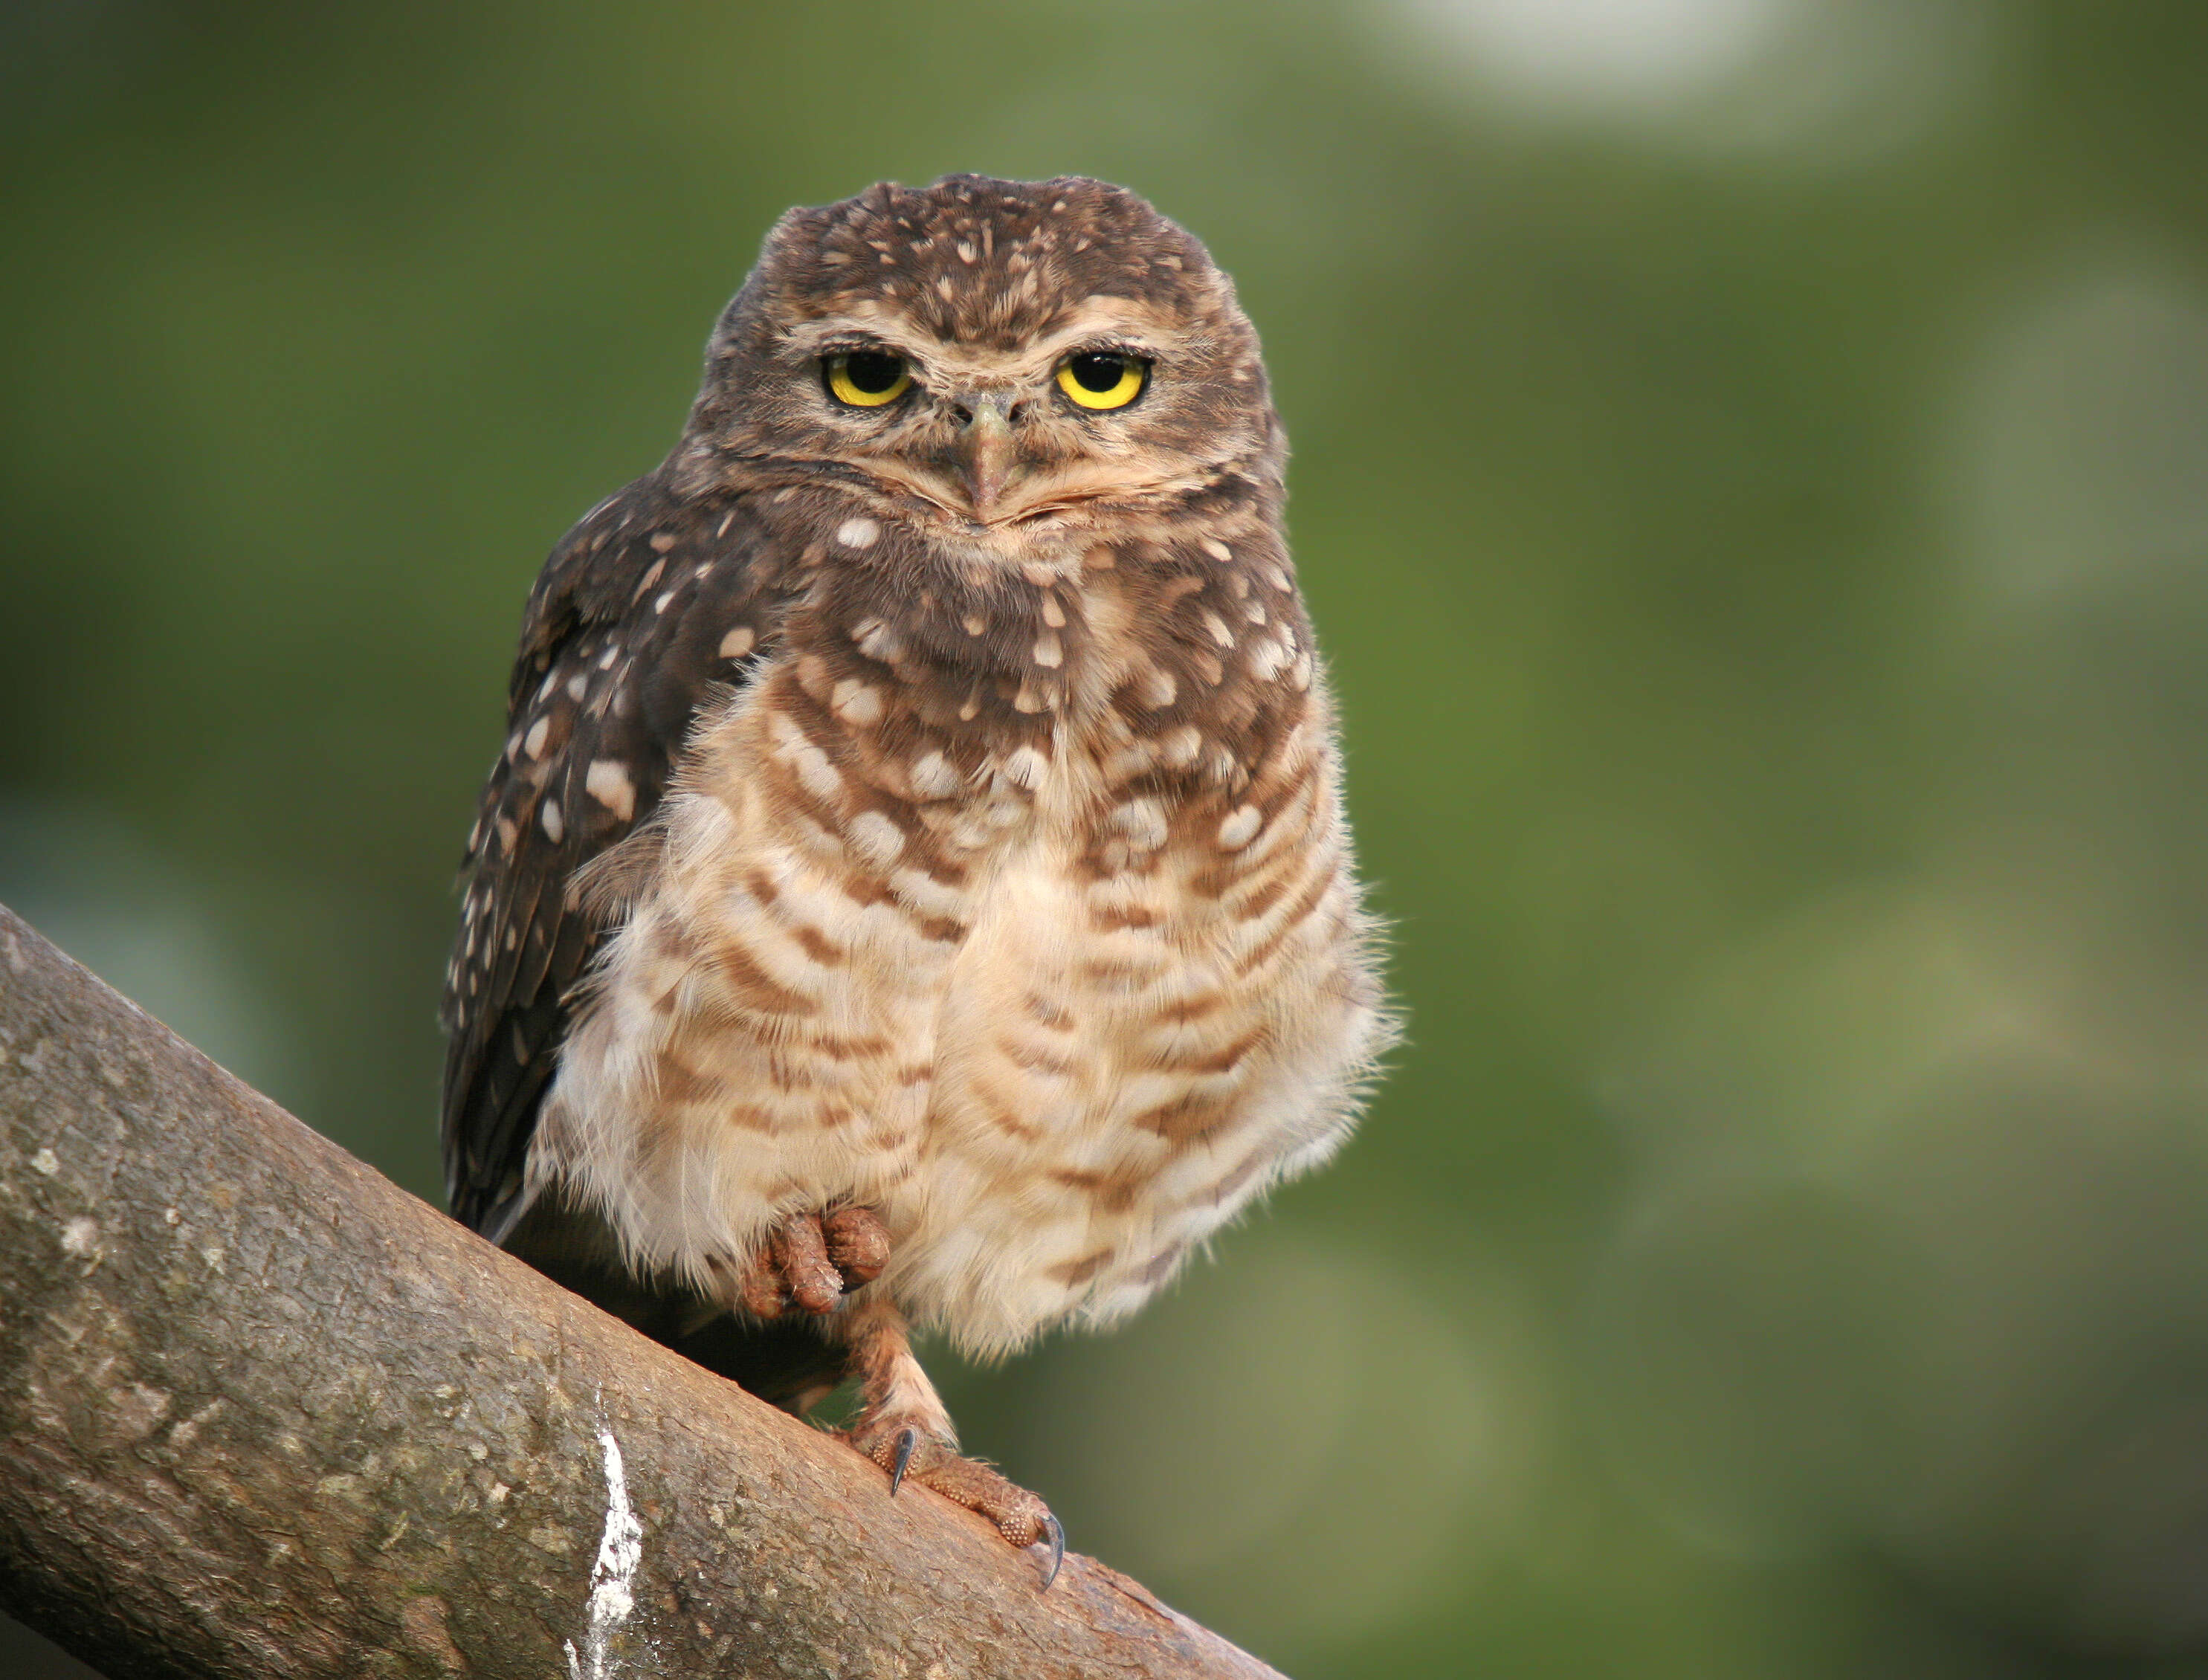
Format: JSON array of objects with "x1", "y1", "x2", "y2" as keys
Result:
[{"x1": 0, "y1": 905, "x2": 1286, "y2": 1680}]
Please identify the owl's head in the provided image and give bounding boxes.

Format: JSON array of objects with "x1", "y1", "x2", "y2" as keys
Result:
[{"x1": 683, "y1": 175, "x2": 1280, "y2": 546}]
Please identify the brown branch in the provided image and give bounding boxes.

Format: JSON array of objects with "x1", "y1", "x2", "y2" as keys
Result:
[{"x1": 0, "y1": 905, "x2": 1286, "y2": 1680}]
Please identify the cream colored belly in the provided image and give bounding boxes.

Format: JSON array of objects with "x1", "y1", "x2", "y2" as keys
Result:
[
  {"x1": 894, "y1": 836, "x2": 1375, "y2": 1357},
  {"x1": 532, "y1": 697, "x2": 1384, "y2": 1357}
]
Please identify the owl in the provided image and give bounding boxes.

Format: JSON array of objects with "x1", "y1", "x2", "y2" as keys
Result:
[{"x1": 440, "y1": 175, "x2": 1393, "y2": 1583}]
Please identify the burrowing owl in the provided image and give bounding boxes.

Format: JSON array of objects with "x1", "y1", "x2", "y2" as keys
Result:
[{"x1": 441, "y1": 175, "x2": 1392, "y2": 1580}]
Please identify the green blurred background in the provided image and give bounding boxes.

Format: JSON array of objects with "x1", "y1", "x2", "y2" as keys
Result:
[{"x1": 8, "y1": 1, "x2": 2208, "y2": 1673}]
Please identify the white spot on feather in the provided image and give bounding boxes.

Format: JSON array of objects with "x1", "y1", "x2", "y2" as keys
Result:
[
  {"x1": 586, "y1": 761, "x2": 637, "y2": 822},
  {"x1": 836, "y1": 517, "x2": 879, "y2": 550},
  {"x1": 1248, "y1": 638, "x2": 1291, "y2": 681},
  {"x1": 831, "y1": 678, "x2": 885, "y2": 727},
  {"x1": 1134, "y1": 667, "x2": 1177, "y2": 709},
  {"x1": 848, "y1": 810, "x2": 907, "y2": 866},
  {"x1": 852, "y1": 618, "x2": 899, "y2": 661},
  {"x1": 1160, "y1": 726, "x2": 1204, "y2": 768},
  {"x1": 770, "y1": 711, "x2": 845, "y2": 801},
  {"x1": 1111, "y1": 798, "x2": 1169, "y2": 851},
  {"x1": 1003, "y1": 746, "x2": 1048, "y2": 789},
  {"x1": 1218, "y1": 805, "x2": 1263, "y2": 850},
  {"x1": 909, "y1": 752, "x2": 961, "y2": 798}
]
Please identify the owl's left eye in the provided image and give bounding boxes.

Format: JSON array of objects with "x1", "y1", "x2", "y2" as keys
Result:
[
  {"x1": 824, "y1": 351, "x2": 912, "y2": 408},
  {"x1": 1057, "y1": 351, "x2": 1148, "y2": 411}
]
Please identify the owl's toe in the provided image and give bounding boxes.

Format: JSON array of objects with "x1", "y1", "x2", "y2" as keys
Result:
[
  {"x1": 848, "y1": 1418, "x2": 1064, "y2": 1587},
  {"x1": 729, "y1": 1205, "x2": 891, "y2": 1319},
  {"x1": 822, "y1": 1204, "x2": 891, "y2": 1288},
  {"x1": 772, "y1": 1210, "x2": 844, "y2": 1313}
]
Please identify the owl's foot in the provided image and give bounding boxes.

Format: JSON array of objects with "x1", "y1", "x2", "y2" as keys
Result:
[
  {"x1": 849, "y1": 1418, "x2": 1064, "y2": 1588},
  {"x1": 732, "y1": 1205, "x2": 888, "y2": 1318},
  {"x1": 834, "y1": 1293, "x2": 1063, "y2": 1587}
]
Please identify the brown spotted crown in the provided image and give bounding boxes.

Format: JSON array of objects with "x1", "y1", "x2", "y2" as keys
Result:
[{"x1": 742, "y1": 175, "x2": 1230, "y2": 346}]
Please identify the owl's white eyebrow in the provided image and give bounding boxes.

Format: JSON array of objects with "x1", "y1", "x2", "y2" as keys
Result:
[
  {"x1": 1029, "y1": 298, "x2": 1178, "y2": 358},
  {"x1": 785, "y1": 306, "x2": 1178, "y2": 378},
  {"x1": 814, "y1": 334, "x2": 887, "y2": 350}
]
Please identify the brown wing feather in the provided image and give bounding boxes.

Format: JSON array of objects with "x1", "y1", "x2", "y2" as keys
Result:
[{"x1": 440, "y1": 473, "x2": 786, "y2": 1240}]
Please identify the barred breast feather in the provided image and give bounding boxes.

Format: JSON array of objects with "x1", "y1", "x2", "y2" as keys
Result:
[{"x1": 528, "y1": 486, "x2": 1393, "y2": 1357}]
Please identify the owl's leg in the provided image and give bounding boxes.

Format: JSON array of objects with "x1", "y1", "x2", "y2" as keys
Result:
[
  {"x1": 727, "y1": 1205, "x2": 890, "y2": 1318},
  {"x1": 836, "y1": 1293, "x2": 1064, "y2": 1587}
]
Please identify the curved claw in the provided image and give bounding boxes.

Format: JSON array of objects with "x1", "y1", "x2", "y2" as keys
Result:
[
  {"x1": 1038, "y1": 1512, "x2": 1065, "y2": 1590},
  {"x1": 887, "y1": 1426, "x2": 920, "y2": 1497}
]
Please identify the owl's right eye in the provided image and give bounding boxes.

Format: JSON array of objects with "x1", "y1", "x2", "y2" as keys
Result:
[{"x1": 824, "y1": 351, "x2": 912, "y2": 408}]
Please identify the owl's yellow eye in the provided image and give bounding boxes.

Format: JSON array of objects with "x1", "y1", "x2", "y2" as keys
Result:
[
  {"x1": 1057, "y1": 351, "x2": 1147, "y2": 411},
  {"x1": 825, "y1": 351, "x2": 912, "y2": 408}
]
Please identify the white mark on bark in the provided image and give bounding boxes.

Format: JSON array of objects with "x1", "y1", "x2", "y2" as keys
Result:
[
  {"x1": 566, "y1": 1426, "x2": 643, "y2": 1680},
  {"x1": 170, "y1": 1398, "x2": 223, "y2": 1448},
  {"x1": 60, "y1": 1217, "x2": 99, "y2": 1257},
  {"x1": 30, "y1": 1148, "x2": 59, "y2": 1175}
]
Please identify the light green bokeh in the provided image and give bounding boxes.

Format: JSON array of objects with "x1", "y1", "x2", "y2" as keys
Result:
[{"x1": 7, "y1": 2, "x2": 2208, "y2": 1673}]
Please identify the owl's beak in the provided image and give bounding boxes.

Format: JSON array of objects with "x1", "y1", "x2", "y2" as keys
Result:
[{"x1": 956, "y1": 396, "x2": 1016, "y2": 520}]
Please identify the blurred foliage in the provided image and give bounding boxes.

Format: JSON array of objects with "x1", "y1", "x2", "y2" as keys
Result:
[{"x1": 7, "y1": 1, "x2": 2208, "y2": 1674}]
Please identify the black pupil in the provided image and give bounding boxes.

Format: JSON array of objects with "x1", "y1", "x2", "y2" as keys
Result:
[
  {"x1": 1070, "y1": 353, "x2": 1129, "y2": 393},
  {"x1": 842, "y1": 352, "x2": 903, "y2": 395}
]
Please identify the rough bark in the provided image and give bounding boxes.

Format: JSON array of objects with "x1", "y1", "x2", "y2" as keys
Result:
[{"x1": 0, "y1": 905, "x2": 1286, "y2": 1680}]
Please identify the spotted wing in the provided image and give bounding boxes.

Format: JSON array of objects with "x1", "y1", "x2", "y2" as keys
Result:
[{"x1": 439, "y1": 474, "x2": 781, "y2": 1241}]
